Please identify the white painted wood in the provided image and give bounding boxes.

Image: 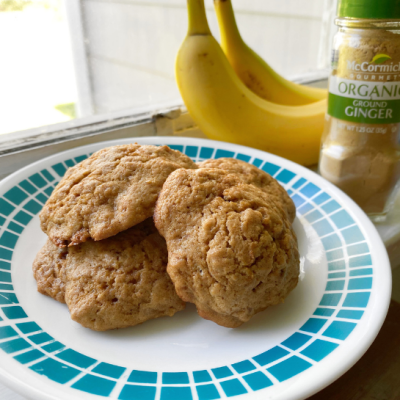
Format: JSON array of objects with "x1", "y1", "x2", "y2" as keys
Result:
[
  {"x1": 64, "y1": 0, "x2": 95, "y2": 117},
  {"x1": 223, "y1": 0, "x2": 325, "y2": 18},
  {"x1": 79, "y1": 0, "x2": 326, "y2": 113},
  {"x1": 317, "y1": 0, "x2": 338, "y2": 70},
  {"x1": 82, "y1": 0, "x2": 323, "y2": 77},
  {"x1": 92, "y1": 0, "x2": 325, "y2": 19},
  {"x1": 89, "y1": 56, "x2": 180, "y2": 114}
]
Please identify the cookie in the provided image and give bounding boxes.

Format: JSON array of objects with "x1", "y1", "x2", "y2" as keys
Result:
[
  {"x1": 40, "y1": 144, "x2": 197, "y2": 247},
  {"x1": 63, "y1": 218, "x2": 185, "y2": 331},
  {"x1": 197, "y1": 158, "x2": 296, "y2": 222},
  {"x1": 32, "y1": 239, "x2": 67, "y2": 303},
  {"x1": 154, "y1": 168, "x2": 299, "y2": 328}
]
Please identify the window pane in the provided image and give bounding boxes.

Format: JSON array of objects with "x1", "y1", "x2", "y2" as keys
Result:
[
  {"x1": 0, "y1": 0, "x2": 77, "y2": 135},
  {"x1": 0, "y1": 0, "x2": 334, "y2": 138}
]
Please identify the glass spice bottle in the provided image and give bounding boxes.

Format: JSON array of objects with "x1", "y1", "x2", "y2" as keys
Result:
[{"x1": 319, "y1": 0, "x2": 400, "y2": 221}]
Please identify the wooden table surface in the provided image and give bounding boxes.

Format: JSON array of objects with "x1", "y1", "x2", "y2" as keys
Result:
[{"x1": 308, "y1": 300, "x2": 400, "y2": 400}]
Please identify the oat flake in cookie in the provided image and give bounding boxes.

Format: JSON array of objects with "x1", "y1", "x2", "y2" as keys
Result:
[
  {"x1": 63, "y1": 218, "x2": 185, "y2": 331},
  {"x1": 40, "y1": 144, "x2": 197, "y2": 247},
  {"x1": 155, "y1": 168, "x2": 299, "y2": 328},
  {"x1": 32, "y1": 239, "x2": 67, "y2": 304},
  {"x1": 197, "y1": 158, "x2": 296, "y2": 222}
]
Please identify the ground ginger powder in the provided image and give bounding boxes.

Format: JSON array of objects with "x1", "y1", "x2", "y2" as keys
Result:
[{"x1": 319, "y1": 25, "x2": 400, "y2": 218}]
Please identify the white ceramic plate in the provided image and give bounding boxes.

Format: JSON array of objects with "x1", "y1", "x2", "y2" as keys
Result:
[{"x1": 0, "y1": 137, "x2": 391, "y2": 400}]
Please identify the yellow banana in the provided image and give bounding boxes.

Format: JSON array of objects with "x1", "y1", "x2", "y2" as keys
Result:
[
  {"x1": 176, "y1": 0, "x2": 326, "y2": 166},
  {"x1": 214, "y1": 0, "x2": 327, "y2": 106}
]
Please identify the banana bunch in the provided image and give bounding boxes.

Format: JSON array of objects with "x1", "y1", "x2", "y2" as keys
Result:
[
  {"x1": 175, "y1": 0, "x2": 328, "y2": 166},
  {"x1": 214, "y1": 0, "x2": 327, "y2": 106}
]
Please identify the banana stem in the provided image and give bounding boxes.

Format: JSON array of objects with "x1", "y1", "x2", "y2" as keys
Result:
[
  {"x1": 187, "y1": 0, "x2": 211, "y2": 36},
  {"x1": 214, "y1": 0, "x2": 244, "y2": 48}
]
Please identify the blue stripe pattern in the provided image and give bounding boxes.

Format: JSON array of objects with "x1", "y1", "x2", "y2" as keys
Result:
[{"x1": 0, "y1": 144, "x2": 374, "y2": 399}]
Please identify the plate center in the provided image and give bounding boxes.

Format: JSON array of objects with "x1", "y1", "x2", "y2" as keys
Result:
[{"x1": 11, "y1": 216, "x2": 326, "y2": 371}]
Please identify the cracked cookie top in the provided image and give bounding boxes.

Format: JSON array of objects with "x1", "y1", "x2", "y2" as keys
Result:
[
  {"x1": 40, "y1": 144, "x2": 197, "y2": 247},
  {"x1": 197, "y1": 158, "x2": 296, "y2": 222},
  {"x1": 63, "y1": 218, "x2": 185, "y2": 331},
  {"x1": 154, "y1": 168, "x2": 299, "y2": 328}
]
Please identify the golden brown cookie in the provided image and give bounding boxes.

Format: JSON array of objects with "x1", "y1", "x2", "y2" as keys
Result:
[
  {"x1": 63, "y1": 218, "x2": 185, "y2": 331},
  {"x1": 32, "y1": 239, "x2": 67, "y2": 303},
  {"x1": 154, "y1": 168, "x2": 299, "y2": 328},
  {"x1": 197, "y1": 158, "x2": 296, "y2": 222},
  {"x1": 40, "y1": 144, "x2": 197, "y2": 247}
]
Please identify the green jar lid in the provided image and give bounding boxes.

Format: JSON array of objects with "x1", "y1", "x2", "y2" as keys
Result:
[{"x1": 337, "y1": 0, "x2": 400, "y2": 19}]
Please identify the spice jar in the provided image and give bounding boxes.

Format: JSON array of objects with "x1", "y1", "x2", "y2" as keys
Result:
[{"x1": 319, "y1": 0, "x2": 400, "y2": 221}]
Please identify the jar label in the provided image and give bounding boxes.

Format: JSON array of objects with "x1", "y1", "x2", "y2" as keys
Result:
[{"x1": 328, "y1": 77, "x2": 400, "y2": 124}]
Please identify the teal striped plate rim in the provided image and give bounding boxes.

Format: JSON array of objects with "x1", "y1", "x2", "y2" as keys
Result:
[{"x1": 0, "y1": 137, "x2": 391, "y2": 400}]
